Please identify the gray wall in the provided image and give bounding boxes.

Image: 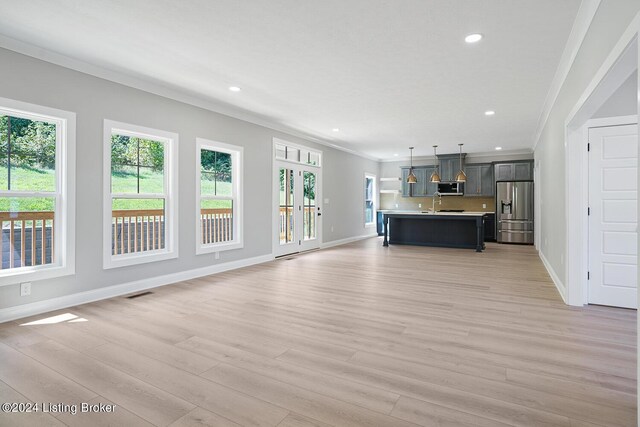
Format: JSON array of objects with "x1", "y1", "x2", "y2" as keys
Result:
[
  {"x1": 0, "y1": 47, "x2": 377, "y2": 310},
  {"x1": 592, "y1": 70, "x2": 638, "y2": 118},
  {"x1": 534, "y1": 0, "x2": 640, "y2": 285}
]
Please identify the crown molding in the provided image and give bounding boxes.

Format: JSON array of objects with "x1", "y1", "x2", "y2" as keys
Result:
[
  {"x1": 0, "y1": 34, "x2": 380, "y2": 162},
  {"x1": 532, "y1": 0, "x2": 601, "y2": 150},
  {"x1": 379, "y1": 148, "x2": 533, "y2": 163}
]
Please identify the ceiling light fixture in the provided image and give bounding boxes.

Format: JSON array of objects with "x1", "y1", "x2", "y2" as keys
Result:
[
  {"x1": 455, "y1": 143, "x2": 467, "y2": 182},
  {"x1": 485, "y1": 110, "x2": 495, "y2": 116},
  {"x1": 407, "y1": 147, "x2": 418, "y2": 184},
  {"x1": 228, "y1": 86, "x2": 241, "y2": 92},
  {"x1": 332, "y1": 128, "x2": 340, "y2": 132},
  {"x1": 430, "y1": 145, "x2": 441, "y2": 183},
  {"x1": 393, "y1": 153, "x2": 399, "y2": 157},
  {"x1": 495, "y1": 146, "x2": 503, "y2": 150},
  {"x1": 465, "y1": 33, "x2": 483, "y2": 43}
]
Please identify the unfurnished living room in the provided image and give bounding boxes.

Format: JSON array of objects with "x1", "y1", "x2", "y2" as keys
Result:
[{"x1": 0, "y1": 1, "x2": 638, "y2": 426}]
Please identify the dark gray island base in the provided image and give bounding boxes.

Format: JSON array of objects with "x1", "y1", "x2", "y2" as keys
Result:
[{"x1": 382, "y1": 212, "x2": 486, "y2": 252}]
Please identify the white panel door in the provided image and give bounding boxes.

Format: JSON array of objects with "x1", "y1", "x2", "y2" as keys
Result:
[{"x1": 588, "y1": 124, "x2": 638, "y2": 308}]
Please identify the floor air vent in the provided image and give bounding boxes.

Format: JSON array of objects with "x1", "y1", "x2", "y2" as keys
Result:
[{"x1": 125, "y1": 291, "x2": 153, "y2": 299}]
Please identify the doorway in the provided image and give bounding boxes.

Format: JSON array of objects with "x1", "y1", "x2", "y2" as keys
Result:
[
  {"x1": 587, "y1": 121, "x2": 638, "y2": 308},
  {"x1": 272, "y1": 139, "x2": 322, "y2": 257}
]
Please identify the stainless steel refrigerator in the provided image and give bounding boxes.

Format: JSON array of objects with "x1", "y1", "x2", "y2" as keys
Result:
[{"x1": 496, "y1": 181, "x2": 534, "y2": 244}]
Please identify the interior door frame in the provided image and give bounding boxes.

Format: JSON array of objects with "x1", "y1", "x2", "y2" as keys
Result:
[
  {"x1": 271, "y1": 140, "x2": 322, "y2": 257},
  {"x1": 563, "y1": 26, "x2": 639, "y2": 307},
  {"x1": 584, "y1": 117, "x2": 638, "y2": 306}
]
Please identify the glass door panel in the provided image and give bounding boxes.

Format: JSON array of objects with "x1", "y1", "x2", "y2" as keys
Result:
[
  {"x1": 303, "y1": 171, "x2": 317, "y2": 241},
  {"x1": 279, "y1": 167, "x2": 295, "y2": 245}
]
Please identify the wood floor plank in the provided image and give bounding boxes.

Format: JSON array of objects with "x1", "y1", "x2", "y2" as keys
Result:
[
  {"x1": 18, "y1": 340, "x2": 196, "y2": 426},
  {"x1": 202, "y1": 363, "x2": 420, "y2": 427},
  {"x1": 54, "y1": 396, "x2": 154, "y2": 427},
  {"x1": 176, "y1": 335, "x2": 401, "y2": 414},
  {"x1": 0, "y1": 380, "x2": 65, "y2": 427},
  {"x1": 82, "y1": 342, "x2": 290, "y2": 427},
  {"x1": 0, "y1": 239, "x2": 635, "y2": 426}
]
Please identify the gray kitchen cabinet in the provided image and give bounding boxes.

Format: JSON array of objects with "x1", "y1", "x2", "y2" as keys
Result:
[
  {"x1": 401, "y1": 166, "x2": 437, "y2": 197},
  {"x1": 463, "y1": 163, "x2": 493, "y2": 196},
  {"x1": 437, "y1": 154, "x2": 465, "y2": 182},
  {"x1": 494, "y1": 161, "x2": 533, "y2": 181}
]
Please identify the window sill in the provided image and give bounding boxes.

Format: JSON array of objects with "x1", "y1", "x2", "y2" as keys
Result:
[
  {"x1": 0, "y1": 264, "x2": 75, "y2": 287},
  {"x1": 103, "y1": 250, "x2": 178, "y2": 270},
  {"x1": 196, "y1": 241, "x2": 243, "y2": 255}
]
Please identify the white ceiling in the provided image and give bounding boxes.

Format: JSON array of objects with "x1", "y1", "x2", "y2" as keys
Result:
[{"x1": 0, "y1": 0, "x2": 581, "y2": 159}]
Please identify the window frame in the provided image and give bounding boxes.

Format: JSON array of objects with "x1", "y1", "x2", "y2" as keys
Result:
[
  {"x1": 103, "y1": 119, "x2": 178, "y2": 269},
  {"x1": 364, "y1": 173, "x2": 376, "y2": 228},
  {"x1": 195, "y1": 138, "x2": 243, "y2": 255},
  {"x1": 0, "y1": 97, "x2": 76, "y2": 286}
]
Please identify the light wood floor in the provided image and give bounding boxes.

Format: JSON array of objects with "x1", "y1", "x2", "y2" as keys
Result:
[{"x1": 0, "y1": 238, "x2": 636, "y2": 426}]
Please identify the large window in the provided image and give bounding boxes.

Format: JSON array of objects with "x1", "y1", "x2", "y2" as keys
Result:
[
  {"x1": 365, "y1": 173, "x2": 376, "y2": 227},
  {"x1": 196, "y1": 138, "x2": 243, "y2": 254},
  {"x1": 0, "y1": 97, "x2": 75, "y2": 285},
  {"x1": 103, "y1": 120, "x2": 178, "y2": 269}
]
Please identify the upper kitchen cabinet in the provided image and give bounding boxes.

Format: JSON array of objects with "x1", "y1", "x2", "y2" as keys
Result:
[
  {"x1": 401, "y1": 166, "x2": 437, "y2": 197},
  {"x1": 464, "y1": 163, "x2": 494, "y2": 197},
  {"x1": 493, "y1": 160, "x2": 533, "y2": 181},
  {"x1": 437, "y1": 154, "x2": 465, "y2": 182}
]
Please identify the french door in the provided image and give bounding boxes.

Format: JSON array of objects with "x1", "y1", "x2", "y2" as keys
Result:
[{"x1": 274, "y1": 162, "x2": 321, "y2": 257}]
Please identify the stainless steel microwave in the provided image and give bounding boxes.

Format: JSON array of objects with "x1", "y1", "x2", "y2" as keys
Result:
[{"x1": 437, "y1": 182, "x2": 464, "y2": 196}]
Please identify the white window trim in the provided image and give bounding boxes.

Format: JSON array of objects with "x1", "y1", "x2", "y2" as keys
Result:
[
  {"x1": 0, "y1": 97, "x2": 76, "y2": 286},
  {"x1": 195, "y1": 138, "x2": 243, "y2": 255},
  {"x1": 273, "y1": 137, "x2": 322, "y2": 167},
  {"x1": 364, "y1": 172, "x2": 376, "y2": 228},
  {"x1": 103, "y1": 119, "x2": 178, "y2": 269}
]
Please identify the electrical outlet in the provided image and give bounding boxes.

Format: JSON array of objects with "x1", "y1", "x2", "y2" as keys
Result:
[
  {"x1": 331, "y1": 226, "x2": 334, "y2": 232},
  {"x1": 418, "y1": 203, "x2": 422, "y2": 208},
  {"x1": 20, "y1": 282, "x2": 31, "y2": 297},
  {"x1": 214, "y1": 252, "x2": 220, "y2": 260},
  {"x1": 482, "y1": 203, "x2": 486, "y2": 209}
]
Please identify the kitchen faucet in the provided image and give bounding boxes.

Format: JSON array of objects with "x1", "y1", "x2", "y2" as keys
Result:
[{"x1": 432, "y1": 191, "x2": 442, "y2": 212}]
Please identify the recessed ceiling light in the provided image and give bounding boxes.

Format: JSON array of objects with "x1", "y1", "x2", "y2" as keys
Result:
[
  {"x1": 394, "y1": 153, "x2": 399, "y2": 157},
  {"x1": 465, "y1": 33, "x2": 483, "y2": 43},
  {"x1": 332, "y1": 128, "x2": 340, "y2": 132},
  {"x1": 495, "y1": 146, "x2": 503, "y2": 150},
  {"x1": 485, "y1": 110, "x2": 495, "y2": 116},
  {"x1": 228, "y1": 86, "x2": 241, "y2": 92}
]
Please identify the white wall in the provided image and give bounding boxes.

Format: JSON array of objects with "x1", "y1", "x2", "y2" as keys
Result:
[
  {"x1": 592, "y1": 70, "x2": 638, "y2": 118},
  {"x1": 535, "y1": 0, "x2": 640, "y2": 288},
  {"x1": 0, "y1": 47, "x2": 378, "y2": 311}
]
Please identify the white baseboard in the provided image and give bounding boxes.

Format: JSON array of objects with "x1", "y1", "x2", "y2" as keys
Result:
[
  {"x1": 0, "y1": 254, "x2": 274, "y2": 323},
  {"x1": 539, "y1": 250, "x2": 567, "y2": 304},
  {"x1": 320, "y1": 233, "x2": 378, "y2": 249}
]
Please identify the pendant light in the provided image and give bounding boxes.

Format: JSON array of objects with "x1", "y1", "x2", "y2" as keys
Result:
[
  {"x1": 455, "y1": 143, "x2": 467, "y2": 182},
  {"x1": 429, "y1": 145, "x2": 441, "y2": 183},
  {"x1": 406, "y1": 147, "x2": 417, "y2": 184}
]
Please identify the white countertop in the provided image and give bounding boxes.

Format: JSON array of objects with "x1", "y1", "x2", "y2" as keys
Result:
[{"x1": 379, "y1": 210, "x2": 492, "y2": 217}]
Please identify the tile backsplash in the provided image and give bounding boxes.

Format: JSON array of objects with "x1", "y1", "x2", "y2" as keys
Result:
[{"x1": 380, "y1": 193, "x2": 495, "y2": 212}]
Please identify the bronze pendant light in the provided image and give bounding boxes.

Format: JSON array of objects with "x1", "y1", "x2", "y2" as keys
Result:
[
  {"x1": 429, "y1": 145, "x2": 441, "y2": 183},
  {"x1": 407, "y1": 147, "x2": 418, "y2": 184},
  {"x1": 455, "y1": 143, "x2": 467, "y2": 182}
]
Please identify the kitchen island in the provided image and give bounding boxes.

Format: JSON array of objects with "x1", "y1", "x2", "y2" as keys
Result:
[{"x1": 381, "y1": 211, "x2": 487, "y2": 252}]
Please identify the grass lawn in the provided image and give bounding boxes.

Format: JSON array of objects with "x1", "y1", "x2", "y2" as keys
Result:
[{"x1": 0, "y1": 166, "x2": 233, "y2": 212}]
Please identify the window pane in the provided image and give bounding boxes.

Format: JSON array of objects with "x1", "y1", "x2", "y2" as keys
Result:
[
  {"x1": 0, "y1": 115, "x2": 56, "y2": 192},
  {"x1": 309, "y1": 152, "x2": 321, "y2": 166},
  {"x1": 365, "y1": 201, "x2": 374, "y2": 224},
  {"x1": 365, "y1": 177, "x2": 373, "y2": 200},
  {"x1": 200, "y1": 199, "x2": 233, "y2": 245},
  {"x1": 111, "y1": 198, "x2": 165, "y2": 255},
  {"x1": 303, "y1": 171, "x2": 316, "y2": 241},
  {"x1": 200, "y1": 149, "x2": 232, "y2": 197},
  {"x1": 0, "y1": 197, "x2": 55, "y2": 269},
  {"x1": 286, "y1": 147, "x2": 299, "y2": 162},
  {"x1": 279, "y1": 168, "x2": 294, "y2": 244},
  {"x1": 111, "y1": 134, "x2": 164, "y2": 194},
  {"x1": 275, "y1": 144, "x2": 286, "y2": 160}
]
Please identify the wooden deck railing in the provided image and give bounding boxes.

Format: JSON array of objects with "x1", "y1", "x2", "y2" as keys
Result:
[
  {"x1": 0, "y1": 208, "x2": 236, "y2": 268},
  {"x1": 279, "y1": 206, "x2": 316, "y2": 243},
  {"x1": 0, "y1": 211, "x2": 54, "y2": 269}
]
